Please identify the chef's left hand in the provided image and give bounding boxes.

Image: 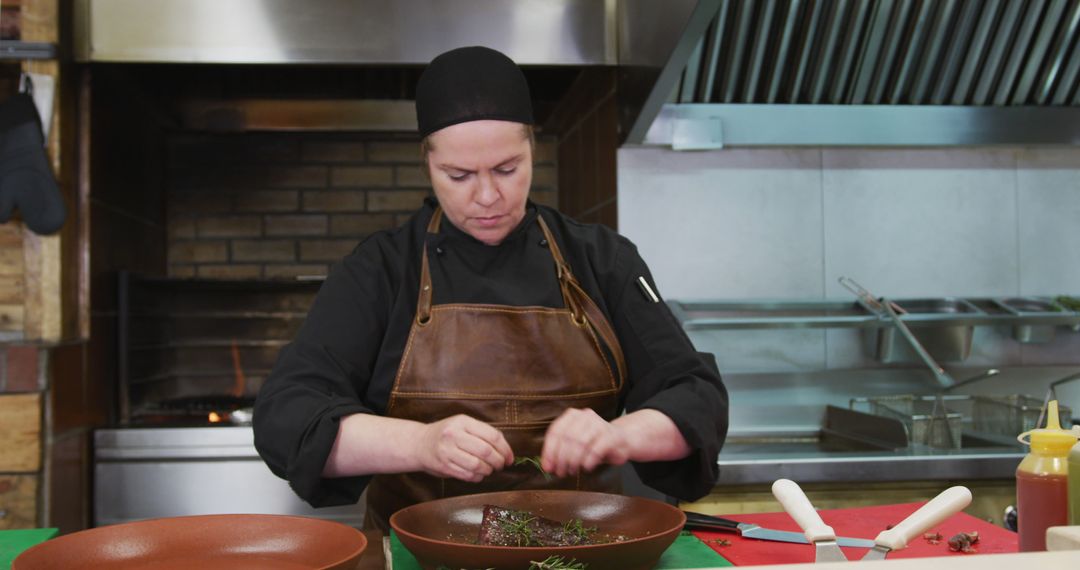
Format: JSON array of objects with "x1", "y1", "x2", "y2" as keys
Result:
[{"x1": 540, "y1": 408, "x2": 630, "y2": 478}]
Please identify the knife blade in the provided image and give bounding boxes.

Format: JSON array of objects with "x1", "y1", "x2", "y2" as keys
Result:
[{"x1": 683, "y1": 511, "x2": 876, "y2": 548}]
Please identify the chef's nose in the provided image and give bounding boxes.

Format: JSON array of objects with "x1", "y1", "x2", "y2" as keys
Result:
[{"x1": 474, "y1": 173, "x2": 500, "y2": 206}]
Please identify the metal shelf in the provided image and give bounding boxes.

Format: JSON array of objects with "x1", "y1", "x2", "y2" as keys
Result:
[
  {"x1": 0, "y1": 41, "x2": 57, "y2": 60},
  {"x1": 669, "y1": 297, "x2": 1080, "y2": 331}
]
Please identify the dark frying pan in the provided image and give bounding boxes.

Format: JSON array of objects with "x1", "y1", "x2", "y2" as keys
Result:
[
  {"x1": 390, "y1": 490, "x2": 685, "y2": 570},
  {"x1": 12, "y1": 514, "x2": 367, "y2": 570}
]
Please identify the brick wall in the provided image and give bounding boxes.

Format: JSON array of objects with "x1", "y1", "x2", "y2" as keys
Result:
[{"x1": 166, "y1": 132, "x2": 558, "y2": 279}]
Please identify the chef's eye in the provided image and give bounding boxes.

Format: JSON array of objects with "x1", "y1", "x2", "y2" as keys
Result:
[
  {"x1": 448, "y1": 172, "x2": 471, "y2": 181},
  {"x1": 495, "y1": 167, "x2": 516, "y2": 176}
]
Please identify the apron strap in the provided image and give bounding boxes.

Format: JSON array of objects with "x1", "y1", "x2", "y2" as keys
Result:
[
  {"x1": 416, "y1": 208, "x2": 444, "y2": 325},
  {"x1": 537, "y1": 214, "x2": 627, "y2": 389}
]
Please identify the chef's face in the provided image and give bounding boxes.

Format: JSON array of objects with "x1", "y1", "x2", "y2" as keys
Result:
[{"x1": 425, "y1": 120, "x2": 533, "y2": 246}]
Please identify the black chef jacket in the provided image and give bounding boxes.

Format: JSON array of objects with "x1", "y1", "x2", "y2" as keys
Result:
[{"x1": 254, "y1": 197, "x2": 728, "y2": 508}]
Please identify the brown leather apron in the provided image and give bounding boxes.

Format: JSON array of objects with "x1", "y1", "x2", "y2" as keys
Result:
[{"x1": 363, "y1": 207, "x2": 627, "y2": 532}]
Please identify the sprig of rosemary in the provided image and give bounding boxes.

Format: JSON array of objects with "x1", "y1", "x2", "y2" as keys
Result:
[
  {"x1": 496, "y1": 512, "x2": 539, "y2": 547},
  {"x1": 513, "y1": 456, "x2": 553, "y2": 481},
  {"x1": 561, "y1": 517, "x2": 597, "y2": 543},
  {"x1": 434, "y1": 557, "x2": 586, "y2": 570},
  {"x1": 529, "y1": 556, "x2": 588, "y2": 569}
]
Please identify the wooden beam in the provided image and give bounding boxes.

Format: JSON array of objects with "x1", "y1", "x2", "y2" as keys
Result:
[
  {"x1": 20, "y1": 0, "x2": 66, "y2": 341},
  {"x1": 0, "y1": 393, "x2": 42, "y2": 472}
]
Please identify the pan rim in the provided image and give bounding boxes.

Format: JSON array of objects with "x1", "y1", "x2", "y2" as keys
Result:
[
  {"x1": 390, "y1": 489, "x2": 687, "y2": 552},
  {"x1": 12, "y1": 513, "x2": 368, "y2": 570}
]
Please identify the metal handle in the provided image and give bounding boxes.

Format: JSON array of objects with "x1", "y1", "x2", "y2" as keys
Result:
[
  {"x1": 772, "y1": 479, "x2": 836, "y2": 543},
  {"x1": 871, "y1": 486, "x2": 972, "y2": 551},
  {"x1": 838, "y1": 276, "x2": 957, "y2": 388},
  {"x1": 838, "y1": 276, "x2": 884, "y2": 313},
  {"x1": 683, "y1": 511, "x2": 742, "y2": 532}
]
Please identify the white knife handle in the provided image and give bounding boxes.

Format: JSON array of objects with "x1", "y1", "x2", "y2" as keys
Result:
[
  {"x1": 772, "y1": 478, "x2": 836, "y2": 543},
  {"x1": 871, "y1": 486, "x2": 972, "y2": 551}
]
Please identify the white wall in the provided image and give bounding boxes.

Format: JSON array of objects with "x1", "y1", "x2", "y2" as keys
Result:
[
  {"x1": 618, "y1": 147, "x2": 1080, "y2": 300},
  {"x1": 618, "y1": 147, "x2": 1080, "y2": 376}
]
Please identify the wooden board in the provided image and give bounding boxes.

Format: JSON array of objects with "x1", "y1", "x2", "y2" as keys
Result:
[
  {"x1": 0, "y1": 304, "x2": 25, "y2": 331},
  {"x1": 0, "y1": 393, "x2": 41, "y2": 472},
  {"x1": 0, "y1": 275, "x2": 24, "y2": 303},
  {"x1": 21, "y1": 0, "x2": 66, "y2": 342},
  {"x1": 0, "y1": 475, "x2": 38, "y2": 530}
]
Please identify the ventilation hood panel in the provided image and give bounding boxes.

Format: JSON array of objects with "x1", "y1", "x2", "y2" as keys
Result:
[
  {"x1": 623, "y1": 0, "x2": 1080, "y2": 147},
  {"x1": 73, "y1": 0, "x2": 614, "y2": 65}
]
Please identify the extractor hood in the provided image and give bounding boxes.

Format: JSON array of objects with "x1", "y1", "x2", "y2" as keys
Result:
[
  {"x1": 620, "y1": 0, "x2": 1080, "y2": 148},
  {"x1": 73, "y1": 0, "x2": 615, "y2": 65}
]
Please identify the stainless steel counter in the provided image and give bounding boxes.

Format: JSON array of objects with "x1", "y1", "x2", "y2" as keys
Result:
[
  {"x1": 715, "y1": 436, "x2": 1022, "y2": 485},
  {"x1": 713, "y1": 365, "x2": 1080, "y2": 486},
  {"x1": 94, "y1": 426, "x2": 366, "y2": 527}
]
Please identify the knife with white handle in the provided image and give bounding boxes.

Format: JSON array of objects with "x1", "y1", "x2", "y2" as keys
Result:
[
  {"x1": 861, "y1": 486, "x2": 973, "y2": 561},
  {"x1": 772, "y1": 479, "x2": 848, "y2": 563},
  {"x1": 683, "y1": 512, "x2": 875, "y2": 547}
]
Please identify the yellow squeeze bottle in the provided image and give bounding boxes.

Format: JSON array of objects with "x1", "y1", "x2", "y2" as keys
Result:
[{"x1": 1016, "y1": 401, "x2": 1078, "y2": 552}]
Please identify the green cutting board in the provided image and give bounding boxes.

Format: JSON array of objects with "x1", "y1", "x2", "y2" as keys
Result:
[
  {"x1": 0, "y1": 528, "x2": 59, "y2": 570},
  {"x1": 389, "y1": 531, "x2": 731, "y2": 569}
]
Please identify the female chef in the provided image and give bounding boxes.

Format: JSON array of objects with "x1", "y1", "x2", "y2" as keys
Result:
[{"x1": 254, "y1": 46, "x2": 728, "y2": 532}]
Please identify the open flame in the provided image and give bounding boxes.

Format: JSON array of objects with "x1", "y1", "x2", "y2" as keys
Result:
[{"x1": 208, "y1": 411, "x2": 223, "y2": 423}]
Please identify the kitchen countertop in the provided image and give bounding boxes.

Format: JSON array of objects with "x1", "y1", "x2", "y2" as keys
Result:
[
  {"x1": 358, "y1": 531, "x2": 1079, "y2": 569},
  {"x1": 747, "y1": 550, "x2": 1079, "y2": 569}
]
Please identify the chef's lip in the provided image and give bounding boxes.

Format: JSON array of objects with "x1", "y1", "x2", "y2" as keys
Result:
[{"x1": 469, "y1": 214, "x2": 507, "y2": 225}]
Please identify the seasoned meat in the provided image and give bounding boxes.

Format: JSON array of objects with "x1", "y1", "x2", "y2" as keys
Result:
[
  {"x1": 947, "y1": 531, "x2": 979, "y2": 553},
  {"x1": 477, "y1": 505, "x2": 595, "y2": 547}
]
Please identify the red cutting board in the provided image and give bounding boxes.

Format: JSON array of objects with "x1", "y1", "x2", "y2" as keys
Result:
[{"x1": 691, "y1": 502, "x2": 1017, "y2": 565}]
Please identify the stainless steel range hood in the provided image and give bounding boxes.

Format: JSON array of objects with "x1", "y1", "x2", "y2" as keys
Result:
[
  {"x1": 622, "y1": 0, "x2": 1080, "y2": 148},
  {"x1": 73, "y1": 0, "x2": 615, "y2": 65}
]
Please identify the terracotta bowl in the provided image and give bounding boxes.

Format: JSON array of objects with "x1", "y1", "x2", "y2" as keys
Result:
[
  {"x1": 13, "y1": 514, "x2": 367, "y2": 570},
  {"x1": 390, "y1": 490, "x2": 686, "y2": 570}
]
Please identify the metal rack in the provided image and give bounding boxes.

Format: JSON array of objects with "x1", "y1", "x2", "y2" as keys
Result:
[{"x1": 117, "y1": 271, "x2": 321, "y2": 424}]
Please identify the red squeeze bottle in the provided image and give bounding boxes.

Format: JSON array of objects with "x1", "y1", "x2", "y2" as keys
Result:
[{"x1": 1015, "y1": 400, "x2": 1077, "y2": 552}]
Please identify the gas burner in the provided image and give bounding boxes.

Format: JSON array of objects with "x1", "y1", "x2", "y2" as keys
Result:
[{"x1": 134, "y1": 395, "x2": 256, "y2": 426}]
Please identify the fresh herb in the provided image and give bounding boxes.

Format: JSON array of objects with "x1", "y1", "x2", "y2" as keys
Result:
[
  {"x1": 529, "y1": 556, "x2": 588, "y2": 569},
  {"x1": 561, "y1": 517, "x2": 597, "y2": 543},
  {"x1": 1056, "y1": 295, "x2": 1080, "y2": 312},
  {"x1": 495, "y1": 511, "x2": 540, "y2": 546},
  {"x1": 514, "y1": 456, "x2": 553, "y2": 480}
]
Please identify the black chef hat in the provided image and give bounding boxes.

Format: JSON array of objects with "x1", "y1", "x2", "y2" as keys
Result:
[{"x1": 415, "y1": 46, "x2": 533, "y2": 137}]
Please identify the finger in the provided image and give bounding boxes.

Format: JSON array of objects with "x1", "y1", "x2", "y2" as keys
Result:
[
  {"x1": 541, "y1": 417, "x2": 570, "y2": 475},
  {"x1": 551, "y1": 425, "x2": 589, "y2": 477},
  {"x1": 443, "y1": 458, "x2": 482, "y2": 482},
  {"x1": 446, "y1": 449, "x2": 493, "y2": 479},
  {"x1": 456, "y1": 435, "x2": 507, "y2": 473},
  {"x1": 581, "y1": 447, "x2": 605, "y2": 473},
  {"x1": 463, "y1": 420, "x2": 514, "y2": 465}
]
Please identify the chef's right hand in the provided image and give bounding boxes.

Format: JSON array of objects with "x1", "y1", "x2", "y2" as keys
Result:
[{"x1": 415, "y1": 414, "x2": 514, "y2": 482}]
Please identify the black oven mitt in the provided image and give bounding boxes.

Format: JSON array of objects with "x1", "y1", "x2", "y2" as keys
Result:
[{"x1": 0, "y1": 93, "x2": 65, "y2": 234}]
